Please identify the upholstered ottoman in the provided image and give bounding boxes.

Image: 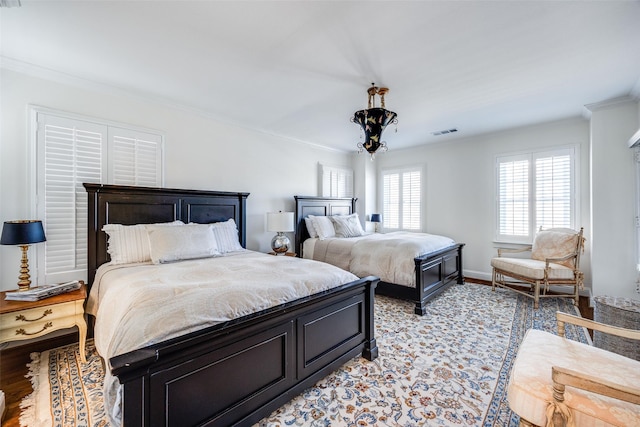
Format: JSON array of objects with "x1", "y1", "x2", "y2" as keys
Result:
[{"x1": 508, "y1": 328, "x2": 640, "y2": 427}]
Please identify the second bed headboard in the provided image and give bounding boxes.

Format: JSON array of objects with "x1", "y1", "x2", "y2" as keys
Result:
[{"x1": 294, "y1": 196, "x2": 357, "y2": 257}]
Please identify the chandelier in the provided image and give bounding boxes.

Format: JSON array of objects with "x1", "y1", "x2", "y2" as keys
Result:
[{"x1": 352, "y1": 84, "x2": 398, "y2": 159}]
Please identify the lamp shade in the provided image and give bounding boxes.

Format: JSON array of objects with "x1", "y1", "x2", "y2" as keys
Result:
[
  {"x1": 370, "y1": 214, "x2": 382, "y2": 223},
  {"x1": 266, "y1": 212, "x2": 295, "y2": 232},
  {"x1": 1, "y1": 220, "x2": 46, "y2": 245}
]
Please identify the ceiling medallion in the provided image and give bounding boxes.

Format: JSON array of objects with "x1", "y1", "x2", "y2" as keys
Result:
[{"x1": 352, "y1": 83, "x2": 398, "y2": 160}]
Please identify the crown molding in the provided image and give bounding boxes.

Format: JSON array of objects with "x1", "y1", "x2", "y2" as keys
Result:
[{"x1": 582, "y1": 94, "x2": 638, "y2": 120}]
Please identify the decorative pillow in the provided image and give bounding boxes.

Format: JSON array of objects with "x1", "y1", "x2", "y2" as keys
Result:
[
  {"x1": 148, "y1": 223, "x2": 220, "y2": 264},
  {"x1": 304, "y1": 217, "x2": 319, "y2": 238},
  {"x1": 531, "y1": 230, "x2": 580, "y2": 268},
  {"x1": 103, "y1": 220, "x2": 184, "y2": 264},
  {"x1": 309, "y1": 215, "x2": 335, "y2": 240},
  {"x1": 210, "y1": 219, "x2": 244, "y2": 253},
  {"x1": 331, "y1": 213, "x2": 365, "y2": 238}
]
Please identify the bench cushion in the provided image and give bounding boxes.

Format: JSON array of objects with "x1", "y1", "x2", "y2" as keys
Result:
[
  {"x1": 491, "y1": 258, "x2": 575, "y2": 280},
  {"x1": 508, "y1": 329, "x2": 640, "y2": 426}
]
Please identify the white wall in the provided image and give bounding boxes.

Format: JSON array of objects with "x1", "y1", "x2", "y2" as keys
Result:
[
  {"x1": 588, "y1": 99, "x2": 639, "y2": 299},
  {"x1": 375, "y1": 117, "x2": 593, "y2": 287},
  {"x1": 0, "y1": 69, "x2": 350, "y2": 291}
]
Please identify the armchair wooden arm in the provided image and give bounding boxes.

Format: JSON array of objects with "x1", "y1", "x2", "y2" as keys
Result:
[
  {"x1": 543, "y1": 252, "x2": 578, "y2": 266},
  {"x1": 555, "y1": 311, "x2": 640, "y2": 340},
  {"x1": 552, "y1": 366, "x2": 640, "y2": 406}
]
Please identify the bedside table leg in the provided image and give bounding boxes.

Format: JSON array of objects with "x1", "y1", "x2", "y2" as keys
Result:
[{"x1": 77, "y1": 315, "x2": 87, "y2": 363}]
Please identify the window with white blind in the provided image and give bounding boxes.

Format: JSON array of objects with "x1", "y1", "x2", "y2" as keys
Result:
[
  {"x1": 33, "y1": 108, "x2": 164, "y2": 285},
  {"x1": 382, "y1": 167, "x2": 421, "y2": 231},
  {"x1": 320, "y1": 164, "x2": 354, "y2": 198},
  {"x1": 496, "y1": 146, "x2": 576, "y2": 243}
]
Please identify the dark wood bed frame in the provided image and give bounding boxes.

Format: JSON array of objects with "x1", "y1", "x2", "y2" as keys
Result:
[
  {"x1": 294, "y1": 196, "x2": 465, "y2": 315},
  {"x1": 84, "y1": 184, "x2": 378, "y2": 427}
]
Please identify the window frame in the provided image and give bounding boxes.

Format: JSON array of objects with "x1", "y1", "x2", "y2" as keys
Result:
[
  {"x1": 495, "y1": 145, "x2": 579, "y2": 244},
  {"x1": 29, "y1": 105, "x2": 165, "y2": 285},
  {"x1": 380, "y1": 165, "x2": 422, "y2": 232}
]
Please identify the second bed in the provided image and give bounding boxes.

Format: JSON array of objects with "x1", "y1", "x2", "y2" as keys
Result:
[{"x1": 295, "y1": 196, "x2": 464, "y2": 315}]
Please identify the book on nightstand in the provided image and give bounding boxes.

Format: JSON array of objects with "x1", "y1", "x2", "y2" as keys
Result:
[{"x1": 4, "y1": 280, "x2": 82, "y2": 302}]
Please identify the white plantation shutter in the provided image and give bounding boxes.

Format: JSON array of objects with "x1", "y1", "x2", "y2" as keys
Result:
[
  {"x1": 35, "y1": 110, "x2": 163, "y2": 285},
  {"x1": 497, "y1": 155, "x2": 529, "y2": 238},
  {"x1": 402, "y1": 170, "x2": 421, "y2": 230},
  {"x1": 37, "y1": 115, "x2": 105, "y2": 284},
  {"x1": 320, "y1": 164, "x2": 353, "y2": 198},
  {"x1": 535, "y1": 151, "x2": 572, "y2": 230},
  {"x1": 496, "y1": 147, "x2": 576, "y2": 243},
  {"x1": 383, "y1": 172, "x2": 400, "y2": 229},
  {"x1": 110, "y1": 127, "x2": 162, "y2": 186},
  {"x1": 383, "y1": 168, "x2": 421, "y2": 230}
]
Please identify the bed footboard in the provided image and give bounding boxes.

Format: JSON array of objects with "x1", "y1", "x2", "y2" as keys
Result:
[
  {"x1": 110, "y1": 276, "x2": 379, "y2": 427},
  {"x1": 376, "y1": 243, "x2": 465, "y2": 315}
]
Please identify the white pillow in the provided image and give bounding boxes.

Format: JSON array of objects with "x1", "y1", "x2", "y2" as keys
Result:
[
  {"x1": 148, "y1": 223, "x2": 220, "y2": 264},
  {"x1": 309, "y1": 215, "x2": 335, "y2": 240},
  {"x1": 304, "y1": 217, "x2": 319, "y2": 238},
  {"x1": 210, "y1": 218, "x2": 244, "y2": 253},
  {"x1": 103, "y1": 220, "x2": 184, "y2": 264},
  {"x1": 331, "y1": 213, "x2": 365, "y2": 238}
]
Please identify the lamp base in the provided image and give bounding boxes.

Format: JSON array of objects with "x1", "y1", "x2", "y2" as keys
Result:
[
  {"x1": 17, "y1": 244, "x2": 32, "y2": 291},
  {"x1": 271, "y1": 232, "x2": 290, "y2": 255}
]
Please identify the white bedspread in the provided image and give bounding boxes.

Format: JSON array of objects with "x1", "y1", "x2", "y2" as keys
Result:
[
  {"x1": 86, "y1": 250, "x2": 359, "y2": 425},
  {"x1": 308, "y1": 232, "x2": 455, "y2": 287}
]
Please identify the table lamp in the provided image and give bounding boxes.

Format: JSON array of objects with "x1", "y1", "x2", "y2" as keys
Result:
[
  {"x1": 370, "y1": 213, "x2": 381, "y2": 232},
  {"x1": 1, "y1": 220, "x2": 46, "y2": 291},
  {"x1": 266, "y1": 212, "x2": 295, "y2": 254}
]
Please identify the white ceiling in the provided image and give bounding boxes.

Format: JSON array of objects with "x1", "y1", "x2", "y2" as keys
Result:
[{"x1": 2, "y1": 1, "x2": 640, "y2": 152}]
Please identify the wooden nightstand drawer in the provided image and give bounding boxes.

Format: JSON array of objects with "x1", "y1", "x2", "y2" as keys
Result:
[{"x1": 0, "y1": 299, "x2": 83, "y2": 341}]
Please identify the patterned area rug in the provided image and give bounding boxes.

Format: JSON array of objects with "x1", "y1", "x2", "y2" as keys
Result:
[{"x1": 21, "y1": 284, "x2": 589, "y2": 427}]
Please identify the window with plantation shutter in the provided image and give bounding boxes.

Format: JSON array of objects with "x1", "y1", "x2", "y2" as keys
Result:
[
  {"x1": 34, "y1": 109, "x2": 164, "y2": 285},
  {"x1": 496, "y1": 147, "x2": 576, "y2": 243},
  {"x1": 320, "y1": 164, "x2": 353, "y2": 198},
  {"x1": 382, "y1": 167, "x2": 421, "y2": 231}
]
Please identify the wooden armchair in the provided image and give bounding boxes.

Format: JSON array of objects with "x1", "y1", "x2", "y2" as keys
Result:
[
  {"x1": 508, "y1": 311, "x2": 640, "y2": 427},
  {"x1": 491, "y1": 227, "x2": 584, "y2": 308}
]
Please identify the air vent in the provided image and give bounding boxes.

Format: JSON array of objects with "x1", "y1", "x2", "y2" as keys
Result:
[{"x1": 431, "y1": 128, "x2": 458, "y2": 136}]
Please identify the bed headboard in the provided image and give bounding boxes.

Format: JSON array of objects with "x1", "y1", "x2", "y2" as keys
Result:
[
  {"x1": 294, "y1": 196, "x2": 357, "y2": 257},
  {"x1": 84, "y1": 183, "x2": 249, "y2": 288}
]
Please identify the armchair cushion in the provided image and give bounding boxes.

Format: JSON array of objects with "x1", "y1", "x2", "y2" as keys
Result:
[
  {"x1": 531, "y1": 230, "x2": 580, "y2": 268},
  {"x1": 491, "y1": 258, "x2": 576, "y2": 280},
  {"x1": 508, "y1": 329, "x2": 640, "y2": 427}
]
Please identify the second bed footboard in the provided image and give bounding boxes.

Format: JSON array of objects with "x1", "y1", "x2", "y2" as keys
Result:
[{"x1": 375, "y1": 243, "x2": 464, "y2": 315}]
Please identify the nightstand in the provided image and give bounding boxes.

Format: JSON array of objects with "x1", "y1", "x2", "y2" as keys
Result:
[
  {"x1": 0, "y1": 282, "x2": 87, "y2": 363},
  {"x1": 268, "y1": 252, "x2": 297, "y2": 257}
]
